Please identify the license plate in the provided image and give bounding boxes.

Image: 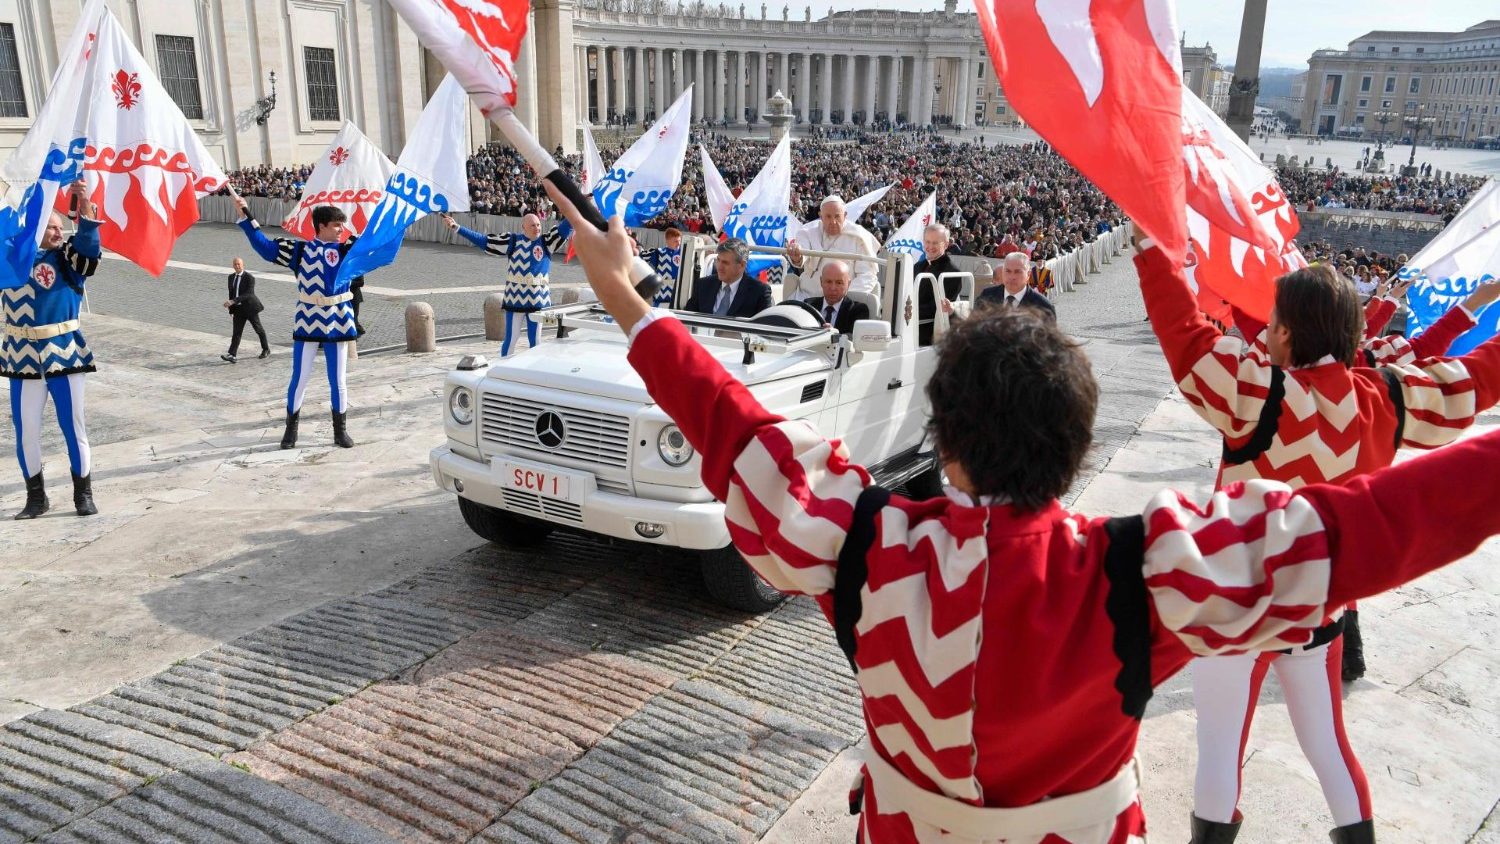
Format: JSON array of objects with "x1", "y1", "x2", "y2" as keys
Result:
[{"x1": 503, "y1": 462, "x2": 572, "y2": 500}]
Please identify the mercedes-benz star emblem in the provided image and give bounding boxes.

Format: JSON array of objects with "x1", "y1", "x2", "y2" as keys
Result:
[{"x1": 534, "y1": 411, "x2": 566, "y2": 449}]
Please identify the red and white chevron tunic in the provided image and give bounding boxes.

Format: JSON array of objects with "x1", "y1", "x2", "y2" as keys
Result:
[
  {"x1": 1137, "y1": 247, "x2": 1500, "y2": 491},
  {"x1": 1358, "y1": 295, "x2": 1476, "y2": 367},
  {"x1": 624, "y1": 314, "x2": 1500, "y2": 844}
]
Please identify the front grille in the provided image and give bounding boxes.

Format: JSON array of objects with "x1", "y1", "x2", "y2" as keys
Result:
[
  {"x1": 502, "y1": 488, "x2": 584, "y2": 525},
  {"x1": 481, "y1": 394, "x2": 632, "y2": 469},
  {"x1": 596, "y1": 477, "x2": 630, "y2": 495}
]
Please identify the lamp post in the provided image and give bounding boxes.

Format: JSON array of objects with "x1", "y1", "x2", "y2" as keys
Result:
[
  {"x1": 252, "y1": 70, "x2": 278, "y2": 125},
  {"x1": 933, "y1": 73, "x2": 943, "y2": 127},
  {"x1": 1372, "y1": 110, "x2": 1397, "y2": 151},
  {"x1": 1403, "y1": 104, "x2": 1435, "y2": 176}
]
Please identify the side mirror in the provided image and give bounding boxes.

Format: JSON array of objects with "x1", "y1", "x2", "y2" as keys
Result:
[{"x1": 851, "y1": 319, "x2": 892, "y2": 353}]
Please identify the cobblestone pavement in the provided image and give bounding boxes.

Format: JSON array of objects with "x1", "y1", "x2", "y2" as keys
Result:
[{"x1": 4, "y1": 243, "x2": 1496, "y2": 843}]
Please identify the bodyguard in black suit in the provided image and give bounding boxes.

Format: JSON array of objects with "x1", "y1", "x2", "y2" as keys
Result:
[
  {"x1": 684, "y1": 237, "x2": 773, "y2": 318},
  {"x1": 222, "y1": 257, "x2": 269, "y2": 362},
  {"x1": 805, "y1": 259, "x2": 870, "y2": 334},
  {"x1": 977, "y1": 253, "x2": 1056, "y2": 320}
]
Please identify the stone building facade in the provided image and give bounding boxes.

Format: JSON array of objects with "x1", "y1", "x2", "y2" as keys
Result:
[
  {"x1": 1301, "y1": 20, "x2": 1500, "y2": 141},
  {"x1": 0, "y1": 0, "x2": 999, "y2": 169}
]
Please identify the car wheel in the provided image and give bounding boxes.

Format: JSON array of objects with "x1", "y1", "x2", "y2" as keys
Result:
[
  {"x1": 699, "y1": 544, "x2": 786, "y2": 613},
  {"x1": 458, "y1": 496, "x2": 554, "y2": 548},
  {"x1": 905, "y1": 459, "x2": 946, "y2": 500}
]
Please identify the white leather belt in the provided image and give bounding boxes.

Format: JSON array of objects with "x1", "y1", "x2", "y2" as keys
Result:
[
  {"x1": 298, "y1": 292, "x2": 353, "y2": 306},
  {"x1": 4, "y1": 320, "x2": 79, "y2": 340},
  {"x1": 862, "y1": 743, "x2": 1140, "y2": 839}
]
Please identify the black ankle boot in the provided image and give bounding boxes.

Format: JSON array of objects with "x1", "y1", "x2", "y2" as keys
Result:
[
  {"x1": 280, "y1": 412, "x2": 300, "y2": 449},
  {"x1": 1330, "y1": 819, "x2": 1375, "y2": 844},
  {"x1": 331, "y1": 410, "x2": 354, "y2": 448},
  {"x1": 13, "y1": 471, "x2": 48, "y2": 520},
  {"x1": 72, "y1": 472, "x2": 97, "y2": 516},
  {"x1": 1342, "y1": 611, "x2": 1366, "y2": 683},
  {"x1": 1190, "y1": 815, "x2": 1242, "y2": 844}
]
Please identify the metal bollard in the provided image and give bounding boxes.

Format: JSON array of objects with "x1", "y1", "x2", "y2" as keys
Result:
[
  {"x1": 483, "y1": 292, "x2": 507, "y2": 341},
  {"x1": 405, "y1": 301, "x2": 435, "y2": 352},
  {"x1": 556, "y1": 287, "x2": 581, "y2": 306}
]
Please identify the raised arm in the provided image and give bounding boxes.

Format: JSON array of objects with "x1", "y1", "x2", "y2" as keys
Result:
[
  {"x1": 234, "y1": 197, "x2": 297, "y2": 268},
  {"x1": 1142, "y1": 425, "x2": 1500, "y2": 655},
  {"x1": 62, "y1": 182, "x2": 100, "y2": 277},
  {"x1": 1135, "y1": 242, "x2": 1277, "y2": 443},
  {"x1": 1362, "y1": 296, "x2": 1398, "y2": 340}
]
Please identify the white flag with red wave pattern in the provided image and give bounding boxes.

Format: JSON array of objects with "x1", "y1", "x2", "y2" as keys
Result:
[
  {"x1": 283, "y1": 122, "x2": 395, "y2": 241},
  {"x1": 40, "y1": 0, "x2": 228, "y2": 276},
  {"x1": 384, "y1": 0, "x2": 528, "y2": 116}
]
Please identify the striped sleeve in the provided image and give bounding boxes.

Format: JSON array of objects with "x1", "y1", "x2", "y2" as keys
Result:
[
  {"x1": 1136, "y1": 248, "x2": 1276, "y2": 442},
  {"x1": 1141, "y1": 480, "x2": 1333, "y2": 655},
  {"x1": 543, "y1": 225, "x2": 568, "y2": 254},
  {"x1": 482, "y1": 232, "x2": 515, "y2": 259}
]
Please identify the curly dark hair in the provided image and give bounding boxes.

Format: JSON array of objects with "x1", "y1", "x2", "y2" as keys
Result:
[
  {"x1": 1275, "y1": 264, "x2": 1362, "y2": 368},
  {"x1": 926, "y1": 309, "x2": 1097, "y2": 510}
]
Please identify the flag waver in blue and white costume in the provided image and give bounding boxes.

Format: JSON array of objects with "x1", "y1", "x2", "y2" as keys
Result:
[
  {"x1": 639, "y1": 241, "x2": 682, "y2": 307},
  {"x1": 238, "y1": 209, "x2": 358, "y2": 449},
  {"x1": 4, "y1": 214, "x2": 101, "y2": 515},
  {"x1": 455, "y1": 221, "x2": 567, "y2": 356}
]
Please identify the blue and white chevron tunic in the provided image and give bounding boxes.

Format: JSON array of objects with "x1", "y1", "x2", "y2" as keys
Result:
[
  {"x1": 639, "y1": 245, "x2": 682, "y2": 307},
  {"x1": 240, "y1": 218, "x2": 357, "y2": 342},
  {"x1": 2, "y1": 219, "x2": 101, "y2": 379},
  {"x1": 458, "y1": 225, "x2": 568, "y2": 312}
]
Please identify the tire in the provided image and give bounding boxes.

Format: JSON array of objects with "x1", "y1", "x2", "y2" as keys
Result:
[
  {"x1": 904, "y1": 457, "x2": 945, "y2": 500},
  {"x1": 699, "y1": 544, "x2": 786, "y2": 613},
  {"x1": 458, "y1": 496, "x2": 554, "y2": 548}
]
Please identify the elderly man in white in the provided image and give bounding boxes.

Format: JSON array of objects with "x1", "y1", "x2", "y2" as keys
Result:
[{"x1": 784, "y1": 195, "x2": 881, "y2": 302}]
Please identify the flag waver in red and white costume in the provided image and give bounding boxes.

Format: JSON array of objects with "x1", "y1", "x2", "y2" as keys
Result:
[
  {"x1": 619, "y1": 308, "x2": 1500, "y2": 844},
  {"x1": 1137, "y1": 242, "x2": 1500, "y2": 836}
]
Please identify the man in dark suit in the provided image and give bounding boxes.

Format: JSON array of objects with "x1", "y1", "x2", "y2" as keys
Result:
[
  {"x1": 222, "y1": 257, "x2": 269, "y2": 363},
  {"x1": 915, "y1": 222, "x2": 965, "y2": 346},
  {"x1": 684, "y1": 238, "x2": 773, "y2": 318},
  {"x1": 806, "y1": 260, "x2": 870, "y2": 334},
  {"x1": 978, "y1": 251, "x2": 1056, "y2": 320}
]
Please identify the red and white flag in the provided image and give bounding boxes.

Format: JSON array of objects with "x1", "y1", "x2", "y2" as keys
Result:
[
  {"x1": 45, "y1": 0, "x2": 227, "y2": 275},
  {"x1": 384, "y1": 0, "x2": 528, "y2": 116},
  {"x1": 976, "y1": 0, "x2": 1187, "y2": 264},
  {"x1": 283, "y1": 122, "x2": 394, "y2": 241},
  {"x1": 1181, "y1": 89, "x2": 1303, "y2": 322}
]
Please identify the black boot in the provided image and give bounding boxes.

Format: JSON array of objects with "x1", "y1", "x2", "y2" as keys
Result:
[
  {"x1": 1190, "y1": 815, "x2": 1242, "y2": 844},
  {"x1": 280, "y1": 412, "x2": 300, "y2": 449},
  {"x1": 1341, "y1": 611, "x2": 1366, "y2": 683},
  {"x1": 331, "y1": 410, "x2": 354, "y2": 449},
  {"x1": 13, "y1": 471, "x2": 48, "y2": 520},
  {"x1": 1329, "y1": 819, "x2": 1375, "y2": 844},
  {"x1": 72, "y1": 472, "x2": 97, "y2": 517}
]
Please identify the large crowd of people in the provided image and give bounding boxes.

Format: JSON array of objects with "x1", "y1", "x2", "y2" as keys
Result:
[
  {"x1": 223, "y1": 131, "x2": 1125, "y2": 263},
  {"x1": 1276, "y1": 166, "x2": 1488, "y2": 219}
]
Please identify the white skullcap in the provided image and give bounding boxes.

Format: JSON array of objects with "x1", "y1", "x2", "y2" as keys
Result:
[{"x1": 821, "y1": 195, "x2": 846, "y2": 209}]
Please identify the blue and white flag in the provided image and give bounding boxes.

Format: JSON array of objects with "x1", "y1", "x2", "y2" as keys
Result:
[
  {"x1": 1404, "y1": 179, "x2": 1500, "y2": 355},
  {"x1": 722, "y1": 134, "x2": 792, "y2": 277},
  {"x1": 0, "y1": 0, "x2": 97, "y2": 289},
  {"x1": 338, "y1": 73, "x2": 471, "y2": 283},
  {"x1": 591, "y1": 87, "x2": 693, "y2": 227},
  {"x1": 884, "y1": 192, "x2": 937, "y2": 259}
]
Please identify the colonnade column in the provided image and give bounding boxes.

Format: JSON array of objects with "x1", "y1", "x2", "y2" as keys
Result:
[
  {"x1": 796, "y1": 54, "x2": 811, "y2": 122},
  {"x1": 734, "y1": 50, "x2": 747, "y2": 124},
  {"x1": 713, "y1": 50, "x2": 726, "y2": 123},
  {"x1": 693, "y1": 50, "x2": 705, "y2": 120},
  {"x1": 916, "y1": 55, "x2": 935, "y2": 126},
  {"x1": 839, "y1": 56, "x2": 855, "y2": 124},
  {"x1": 595, "y1": 47, "x2": 610, "y2": 122},
  {"x1": 817, "y1": 54, "x2": 832, "y2": 125},
  {"x1": 776, "y1": 53, "x2": 788, "y2": 95},
  {"x1": 953, "y1": 56, "x2": 971, "y2": 127},
  {"x1": 655, "y1": 48, "x2": 669, "y2": 115},
  {"x1": 883, "y1": 56, "x2": 898, "y2": 121},
  {"x1": 610, "y1": 46, "x2": 627, "y2": 121},
  {"x1": 862, "y1": 56, "x2": 877, "y2": 125}
]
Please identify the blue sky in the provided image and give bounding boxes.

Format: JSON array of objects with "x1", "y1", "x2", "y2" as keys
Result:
[{"x1": 803, "y1": 2, "x2": 1497, "y2": 69}]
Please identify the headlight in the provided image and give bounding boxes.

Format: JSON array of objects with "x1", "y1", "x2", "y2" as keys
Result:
[
  {"x1": 449, "y1": 387, "x2": 474, "y2": 425},
  {"x1": 657, "y1": 424, "x2": 694, "y2": 466}
]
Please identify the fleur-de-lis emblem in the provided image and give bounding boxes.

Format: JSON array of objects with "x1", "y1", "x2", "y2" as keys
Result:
[
  {"x1": 922, "y1": 213, "x2": 931, "y2": 225},
  {"x1": 329, "y1": 146, "x2": 350, "y2": 166},
  {"x1": 657, "y1": 124, "x2": 670, "y2": 140},
  {"x1": 112, "y1": 69, "x2": 142, "y2": 110},
  {"x1": 83, "y1": 33, "x2": 96, "y2": 61}
]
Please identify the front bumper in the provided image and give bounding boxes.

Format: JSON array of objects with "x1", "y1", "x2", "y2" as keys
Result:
[{"x1": 430, "y1": 444, "x2": 731, "y2": 550}]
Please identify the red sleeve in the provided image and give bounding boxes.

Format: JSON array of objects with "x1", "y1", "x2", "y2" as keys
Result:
[
  {"x1": 1301, "y1": 428, "x2": 1500, "y2": 607},
  {"x1": 627, "y1": 318, "x2": 782, "y2": 500},
  {"x1": 1408, "y1": 305, "x2": 1477, "y2": 360},
  {"x1": 1363, "y1": 297, "x2": 1398, "y2": 340}
]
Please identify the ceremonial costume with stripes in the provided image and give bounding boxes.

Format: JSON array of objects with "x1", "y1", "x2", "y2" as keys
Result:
[
  {"x1": 1137, "y1": 244, "x2": 1500, "y2": 840},
  {"x1": 4, "y1": 217, "x2": 101, "y2": 515},
  {"x1": 239, "y1": 216, "x2": 357, "y2": 448},
  {"x1": 456, "y1": 224, "x2": 567, "y2": 356},
  {"x1": 621, "y1": 310, "x2": 1500, "y2": 844},
  {"x1": 639, "y1": 244, "x2": 682, "y2": 307}
]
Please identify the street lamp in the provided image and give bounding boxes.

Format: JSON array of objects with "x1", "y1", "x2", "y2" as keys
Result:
[
  {"x1": 1403, "y1": 104, "x2": 1436, "y2": 175},
  {"x1": 252, "y1": 70, "x2": 278, "y2": 125},
  {"x1": 1371, "y1": 110, "x2": 1398, "y2": 150},
  {"x1": 933, "y1": 73, "x2": 943, "y2": 126}
]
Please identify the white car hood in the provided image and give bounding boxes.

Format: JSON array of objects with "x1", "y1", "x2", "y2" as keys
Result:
[{"x1": 483, "y1": 332, "x2": 832, "y2": 404}]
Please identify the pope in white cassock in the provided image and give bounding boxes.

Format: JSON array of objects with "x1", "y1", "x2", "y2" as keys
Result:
[{"x1": 785, "y1": 195, "x2": 882, "y2": 301}]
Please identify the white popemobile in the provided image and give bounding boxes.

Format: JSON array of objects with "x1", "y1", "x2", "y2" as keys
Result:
[{"x1": 430, "y1": 242, "x2": 973, "y2": 611}]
